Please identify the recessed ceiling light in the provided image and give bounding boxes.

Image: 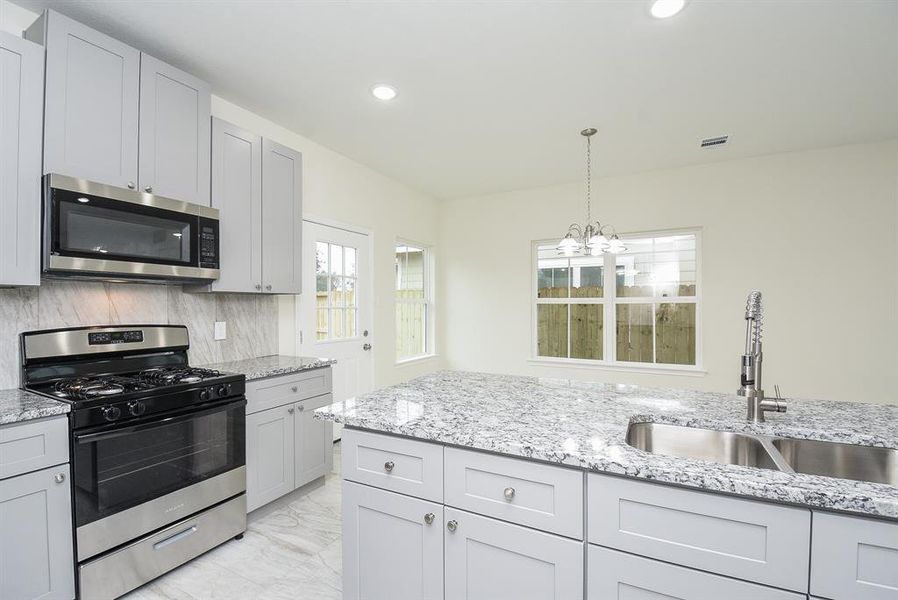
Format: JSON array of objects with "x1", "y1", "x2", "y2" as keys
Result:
[
  {"x1": 371, "y1": 84, "x2": 397, "y2": 101},
  {"x1": 650, "y1": 0, "x2": 686, "y2": 18}
]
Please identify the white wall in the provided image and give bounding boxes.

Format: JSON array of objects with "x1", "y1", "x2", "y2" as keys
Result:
[{"x1": 438, "y1": 141, "x2": 898, "y2": 404}]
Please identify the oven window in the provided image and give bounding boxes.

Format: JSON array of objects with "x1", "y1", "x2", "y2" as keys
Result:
[
  {"x1": 72, "y1": 402, "x2": 245, "y2": 528},
  {"x1": 59, "y1": 200, "x2": 192, "y2": 263}
]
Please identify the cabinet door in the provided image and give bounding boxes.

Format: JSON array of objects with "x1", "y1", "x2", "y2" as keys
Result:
[
  {"x1": 343, "y1": 481, "x2": 443, "y2": 600},
  {"x1": 261, "y1": 139, "x2": 302, "y2": 294},
  {"x1": 0, "y1": 465, "x2": 75, "y2": 600},
  {"x1": 210, "y1": 118, "x2": 263, "y2": 292},
  {"x1": 588, "y1": 545, "x2": 805, "y2": 600},
  {"x1": 245, "y1": 405, "x2": 295, "y2": 512},
  {"x1": 34, "y1": 10, "x2": 139, "y2": 188},
  {"x1": 138, "y1": 53, "x2": 211, "y2": 204},
  {"x1": 0, "y1": 32, "x2": 43, "y2": 286},
  {"x1": 294, "y1": 394, "x2": 334, "y2": 488},
  {"x1": 444, "y1": 507, "x2": 583, "y2": 600}
]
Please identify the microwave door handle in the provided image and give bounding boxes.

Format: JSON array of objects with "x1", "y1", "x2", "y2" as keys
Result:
[{"x1": 74, "y1": 398, "x2": 246, "y2": 445}]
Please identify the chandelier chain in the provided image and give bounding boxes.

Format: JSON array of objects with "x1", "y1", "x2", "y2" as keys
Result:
[{"x1": 586, "y1": 134, "x2": 591, "y2": 224}]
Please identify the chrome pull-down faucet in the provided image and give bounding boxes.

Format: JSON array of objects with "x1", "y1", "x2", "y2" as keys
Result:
[{"x1": 737, "y1": 291, "x2": 786, "y2": 422}]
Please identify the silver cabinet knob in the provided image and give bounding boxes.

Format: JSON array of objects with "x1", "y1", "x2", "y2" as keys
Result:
[
  {"x1": 291, "y1": 386, "x2": 298, "y2": 393},
  {"x1": 424, "y1": 512, "x2": 435, "y2": 525},
  {"x1": 297, "y1": 404, "x2": 305, "y2": 412},
  {"x1": 384, "y1": 461, "x2": 395, "y2": 473},
  {"x1": 144, "y1": 185, "x2": 153, "y2": 193},
  {"x1": 255, "y1": 284, "x2": 262, "y2": 290},
  {"x1": 127, "y1": 182, "x2": 135, "y2": 189},
  {"x1": 54, "y1": 472, "x2": 66, "y2": 484},
  {"x1": 447, "y1": 520, "x2": 458, "y2": 532},
  {"x1": 503, "y1": 487, "x2": 516, "y2": 501},
  {"x1": 265, "y1": 284, "x2": 272, "y2": 291},
  {"x1": 287, "y1": 407, "x2": 294, "y2": 414}
]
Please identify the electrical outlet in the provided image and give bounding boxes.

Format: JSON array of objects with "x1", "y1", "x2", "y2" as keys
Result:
[{"x1": 214, "y1": 321, "x2": 227, "y2": 341}]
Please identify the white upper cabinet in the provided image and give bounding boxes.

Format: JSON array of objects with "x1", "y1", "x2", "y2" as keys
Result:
[
  {"x1": 138, "y1": 54, "x2": 211, "y2": 204},
  {"x1": 262, "y1": 139, "x2": 303, "y2": 294},
  {"x1": 28, "y1": 10, "x2": 211, "y2": 205},
  {"x1": 209, "y1": 118, "x2": 263, "y2": 292},
  {"x1": 28, "y1": 10, "x2": 140, "y2": 190},
  {"x1": 0, "y1": 32, "x2": 43, "y2": 286}
]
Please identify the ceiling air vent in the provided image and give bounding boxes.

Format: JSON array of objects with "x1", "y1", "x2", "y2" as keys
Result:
[{"x1": 700, "y1": 135, "x2": 729, "y2": 148}]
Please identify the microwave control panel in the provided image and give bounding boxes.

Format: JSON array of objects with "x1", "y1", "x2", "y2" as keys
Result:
[{"x1": 198, "y1": 218, "x2": 220, "y2": 270}]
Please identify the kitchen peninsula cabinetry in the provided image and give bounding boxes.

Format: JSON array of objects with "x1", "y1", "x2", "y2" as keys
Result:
[{"x1": 26, "y1": 10, "x2": 211, "y2": 205}]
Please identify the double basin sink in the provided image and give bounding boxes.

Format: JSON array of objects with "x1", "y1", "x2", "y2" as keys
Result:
[{"x1": 626, "y1": 421, "x2": 898, "y2": 485}]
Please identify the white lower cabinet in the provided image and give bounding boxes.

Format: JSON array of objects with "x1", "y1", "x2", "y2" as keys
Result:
[
  {"x1": 245, "y1": 404, "x2": 295, "y2": 511},
  {"x1": 444, "y1": 507, "x2": 583, "y2": 600},
  {"x1": 343, "y1": 481, "x2": 444, "y2": 600},
  {"x1": 0, "y1": 464, "x2": 75, "y2": 600},
  {"x1": 588, "y1": 545, "x2": 805, "y2": 600},
  {"x1": 295, "y1": 394, "x2": 335, "y2": 487}
]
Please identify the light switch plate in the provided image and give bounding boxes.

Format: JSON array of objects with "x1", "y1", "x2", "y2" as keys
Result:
[{"x1": 214, "y1": 321, "x2": 227, "y2": 341}]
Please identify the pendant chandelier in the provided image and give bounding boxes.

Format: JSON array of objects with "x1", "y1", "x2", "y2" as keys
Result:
[{"x1": 557, "y1": 128, "x2": 626, "y2": 257}]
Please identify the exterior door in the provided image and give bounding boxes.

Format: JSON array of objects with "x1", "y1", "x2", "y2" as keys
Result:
[
  {"x1": 245, "y1": 405, "x2": 295, "y2": 512},
  {"x1": 444, "y1": 507, "x2": 584, "y2": 600},
  {"x1": 36, "y1": 9, "x2": 140, "y2": 188},
  {"x1": 300, "y1": 220, "x2": 374, "y2": 441},
  {"x1": 138, "y1": 53, "x2": 211, "y2": 205},
  {"x1": 342, "y1": 481, "x2": 443, "y2": 600}
]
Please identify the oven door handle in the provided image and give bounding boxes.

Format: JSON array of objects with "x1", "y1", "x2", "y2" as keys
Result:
[{"x1": 74, "y1": 398, "x2": 246, "y2": 444}]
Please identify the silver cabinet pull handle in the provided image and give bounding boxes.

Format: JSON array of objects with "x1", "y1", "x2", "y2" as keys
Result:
[
  {"x1": 153, "y1": 525, "x2": 197, "y2": 551},
  {"x1": 54, "y1": 472, "x2": 66, "y2": 484},
  {"x1": 127, "y1": 182, "x2": 135, "y2": 189},
  {"x1": 291, "y1": 386, "x2": 298, "y2": 393},
  {"x1": 503, "y1": 487, "x2": 516, "y2": 501},
  {"x1": 447, "y1": 520, "x2": 458, "y2": 532},
  {"x1": 384, "y1": 461, "x2": 395, "y2": 472},
  {"x1": 287, "y1": 407, "x2": 294, "y2": 414},
  {"x1": 144, "y1": 185, "x2": 153, "y2": 193},
  {"x1": 424, "y1": 512, "x2": 435, "y2": 525}
]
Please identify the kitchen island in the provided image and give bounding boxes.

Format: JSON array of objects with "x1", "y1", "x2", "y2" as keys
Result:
[{"x1": 316, "y1": 370, "x2": 898, "y2": 600}]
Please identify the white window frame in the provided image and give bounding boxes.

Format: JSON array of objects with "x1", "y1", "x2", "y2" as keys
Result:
[
  {"x1": 395, "y1": 239, "x2": 436, "y2": 364},
  {"x1": 530, "y1": 228, "x2": 704, "y2": 375}
]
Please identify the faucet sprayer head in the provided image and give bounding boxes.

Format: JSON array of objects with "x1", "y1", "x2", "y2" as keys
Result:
[{"x1": 745, "y1": 290, "x2": 762, "y2": 320}]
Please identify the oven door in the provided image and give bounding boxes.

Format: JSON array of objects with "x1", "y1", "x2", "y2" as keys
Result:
[
  {"x1": 45, "y1": 175, "x2": 219, "y2": 281},
  {"x1": 72, "y1": 398, "x2": 246, "y2": 560}
]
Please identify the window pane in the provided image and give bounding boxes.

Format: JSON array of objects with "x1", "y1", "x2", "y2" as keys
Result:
[
  {"x1": 345, "y1": 247, "x2": 357, "y2": 277},
  {"x1": 616, "y1": 304, "x2": 653, "y2": 363},
  {"x1": 656, "y1": 303, "x2": 696, "y2": 365},
  {"x1": 316, "y1": 309, "x2": 328, "y2": 341},
  {"x1": 616, "y1": 234, "x2": 696, "y2": 298},
  {"x1": 316, "y1": 243, "x2": 328, "y2": 294},
  {"x1": 537, "y1": 304, "x2": 568, "y2": 358},
  {"x1": 571, "y1": 255, "x2": 603, "y2": 298},
  {"x1": 330, "y1": 244, "x2": 343, "y2": 276},
  {"x1": 537, "y1": 245, "x2": 570, "y2": 298},
  {"x1": 396, "y1": 301, "x2": 425, "y2": 358},
  {"x1": 570, "y1": 304, "x2": 602, "y2": 360}
]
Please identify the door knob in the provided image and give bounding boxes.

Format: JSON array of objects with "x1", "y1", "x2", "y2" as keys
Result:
[
  {"x1": 363, "y1": 343, "x2": 372, "y2": 351},
  {"x1": 424, "y1": 513, "x2": 435, "y2": 525},
  {"x1": 144, "y1": 185, "x2": 153, "y2": 193},
  {"x1": 447, "y1": 520, "x2": 458, "y2": 532}
]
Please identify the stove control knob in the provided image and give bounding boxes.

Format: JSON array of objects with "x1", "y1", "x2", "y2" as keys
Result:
[
  {"x1": 127, "y1": 400, "x2": 146, "y2": 417},
  {"x1": 218, "y1": 384, "x2": 231, "y2": 397},
  {"x1": 200, "y1": 388, "x2": 211, "y2": 401},
  {"x1": 102, "y1": 405, "x2": 121, "y2": 422}
]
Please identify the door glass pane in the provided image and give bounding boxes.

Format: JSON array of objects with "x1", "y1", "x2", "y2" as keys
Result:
[
  {"x1": 331, "y1": 309, "x2": 344, "y2": 338},
  {"x1": 316, "y1": 309, "x2": 328, "y2": 340},
  {"x1": 316, "y1": 242, "x2": 329, "y2": 294},
  {"x1": 570, "y1": 304, "x2": 603, "y2": 359},
  {"x1": 59, "y1": 200, "x2": 191, "y2": 262},
  {"x1": 345, "y1": 247, "x2": 357, "y2": 277},
  {"x1": 330, "y1": 275, "x2": 345, "y2": 308},
  {"x1": 346, "y1": 308, "x2": 357, "y2": 338},
  {"x1": 656, "y1": 303, "x2": 696, "y2": 365},
  {"x1": 616, "y1": 304, "x2": 654, "y2": 363},
  {"x1": 344, "y1": 277, "x2": 357, "y2": 308},
  {"x1": 330, "y1": 244, "x2": 343, "y2": 276},
  {"x1": 537, "y1": 304, "x2": 568, "y2": 358}
]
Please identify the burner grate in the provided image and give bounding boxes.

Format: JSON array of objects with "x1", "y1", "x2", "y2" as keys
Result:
[{"x1": 138, "y1": 367, "x2": 223, "y2": 386}]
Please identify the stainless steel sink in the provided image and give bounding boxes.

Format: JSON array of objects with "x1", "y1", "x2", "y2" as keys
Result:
[
  {"x1": 626, "y1": 421, "x2": 898, "y2": 485},
  {"x1": 772, "y1": 438, "x2": 898, "y2": 485},
  {"x1": 626, "y1": 422, "x2": 785, "y2": 471}
]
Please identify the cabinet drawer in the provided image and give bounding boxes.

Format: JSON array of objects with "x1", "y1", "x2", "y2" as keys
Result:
[
  {"x1": 811, "y1": 512, "x2": 898, "y2": 600},
  {"x1": 342, "y1": 429, "x2": 443, "y2": 502},
  {"x1": 0, "y1": 416, "x2": 69, "y2": 480},
  {"x1": 588, "y1": 473, "x2": 810, "y2": 592},
  {"x1": 245, "y1": 368, "x2": 332, "y2": 414},
  {"x1": 588, "y1": 545, "x2": 805, "y2": 600},
  {"x1": 444, "y1": 447, "x2": 582, "y2": 539}
]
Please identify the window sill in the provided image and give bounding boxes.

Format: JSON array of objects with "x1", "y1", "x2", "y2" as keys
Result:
[
  {"x1": 396, "y1": 354, "x2": 439, "y2": 367},
  {"x1": 527, "y1": 358, "x2": 707, "y2": 377}
]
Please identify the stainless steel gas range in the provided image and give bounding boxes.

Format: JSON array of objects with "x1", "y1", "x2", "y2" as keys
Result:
[{"x1": 21, "y1": 325, "x2": 247, "y2": 599}]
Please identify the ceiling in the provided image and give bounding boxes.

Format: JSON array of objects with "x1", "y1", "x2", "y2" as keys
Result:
[{"x1": 12, "y1": 0, "x2": 898, "y2": 199}]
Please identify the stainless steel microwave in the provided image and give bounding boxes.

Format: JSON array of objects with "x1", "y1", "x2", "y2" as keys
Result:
[{"x1": 43, "y1": 174, "x2": 220, "y2": 283}]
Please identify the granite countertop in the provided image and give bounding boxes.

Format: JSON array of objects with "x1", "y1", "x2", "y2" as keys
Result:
[
  {"x1": 0, "y1": 388, "x2": 70, "y2": 426},
  {"x1": 315, "y1": 370, "x2": 898, "y2": 519},
  {"x1": 200, "y1": 355, "x2": 336, "y2": 381}
]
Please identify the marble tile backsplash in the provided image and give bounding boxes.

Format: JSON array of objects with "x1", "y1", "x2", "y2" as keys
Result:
[{"x1": 0, "y1": 281, "x2": 279, "y2": 389}]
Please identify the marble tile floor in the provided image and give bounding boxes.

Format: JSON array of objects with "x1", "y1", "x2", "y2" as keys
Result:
[{"x1": 123, "y1": 443, "x2": 343, "y2": 600}]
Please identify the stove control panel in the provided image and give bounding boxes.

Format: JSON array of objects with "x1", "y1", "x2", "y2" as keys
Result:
[{"x1": 89, "y1": 330, "x2": 144, "y2": 345}]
